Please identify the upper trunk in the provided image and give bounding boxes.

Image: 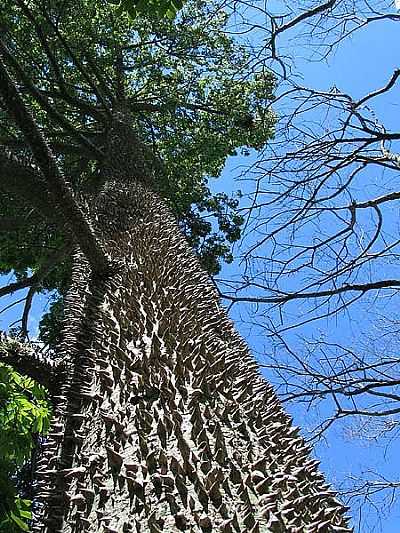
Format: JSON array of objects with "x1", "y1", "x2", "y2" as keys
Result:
[{"x1": 31, "y1": 119, "x2": 351, "y2": 532}]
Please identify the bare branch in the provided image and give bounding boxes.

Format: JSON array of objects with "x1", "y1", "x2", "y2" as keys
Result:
[
  {"x1": 355, "y1": 69, "x2": 400, "y2": 109},
  {"x1": 21, "y1": 285, "x2": 36, "y2": 339},
  {"x1": 222, "y1": 279, "x2": 400, "y2": 305},
  {"x1": 0, "y1": 277, "x2": 35, "y2": 298},
  {"x1": 275, "y1": 0, "x2": 338, "y2": 36}
]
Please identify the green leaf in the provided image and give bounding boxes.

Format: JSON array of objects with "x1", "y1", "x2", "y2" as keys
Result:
[
  {"x1": 0, "y1": 349, "x2": 51, "y2": 530},
  {"x1": 114, "y1": 0, "x2": 185, "y2": 19},
  {"x1": 10, "y1": 512, "x2": 29, "y2": 531}
]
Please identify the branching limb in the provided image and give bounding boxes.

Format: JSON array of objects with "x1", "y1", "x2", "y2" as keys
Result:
[
  {"x1": 355, "y1": 69, "x2": 400, "y2": 109},
  {"x1": 21, "y1": 285, "x2": 36, "y2": 339},
  {"x1": 0, "y1": 36, "x2": 104, "y2": 159},
  {"x1": 274, "y1": 0, "x2": 338, "y2": 36},
  {"x1": 0, "y1": 277, "x2": 35, "y2": 298},
  {"x1": 0, "y1": 147, "x2": 59, "y2": 221},
  {"x1": 17, "y1": 0, "x2": 110, "y2": 120},
  {"x1": 0, "y1": 241, "x2": 73, "y2": 299},
  {"x1": 0, "y1": 50, "x2": 109, "y2": 275},
  {"x1": 0, "y1": 334, "x2": 62, "y2": 392},
  {"x1": 38, "y1": 4, "x2": 115, "y2": 109},
  {"x1": 221, "y1": 279, "x2": 400, "y2": 305}
]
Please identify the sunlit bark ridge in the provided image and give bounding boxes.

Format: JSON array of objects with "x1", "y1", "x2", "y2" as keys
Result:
[{"x1": 32, "y1": 117, "x2": 351, "y2": 532}]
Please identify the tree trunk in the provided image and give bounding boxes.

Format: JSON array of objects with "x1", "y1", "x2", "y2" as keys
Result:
[{"x1": 31, "y1": 120, "x2": 351, "y2": 532}]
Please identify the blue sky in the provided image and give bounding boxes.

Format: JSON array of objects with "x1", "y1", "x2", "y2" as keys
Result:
[
  {"x1": 1, "y1": 5, "x2": 399, "y2": 532},
  {"x1": 211, "y1": 9, "x2": 400, "y2": 532}
]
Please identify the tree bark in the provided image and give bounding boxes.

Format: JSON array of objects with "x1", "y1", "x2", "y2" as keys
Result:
[{"x1": 31, "y1": 174, "x2": 351, "y2": 531}]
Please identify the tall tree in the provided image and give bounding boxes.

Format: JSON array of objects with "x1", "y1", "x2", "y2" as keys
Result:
[{"x1": 0, "y1": 0, "x2": 351, "y2": 530}]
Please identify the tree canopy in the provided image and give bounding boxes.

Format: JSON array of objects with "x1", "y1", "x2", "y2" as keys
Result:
[
  {"x1": 0, "y1": 0, "x2": 274, "y2": 343},
  {"x1": 107, "y1": 0, "x2": 187, "y2": 20}
]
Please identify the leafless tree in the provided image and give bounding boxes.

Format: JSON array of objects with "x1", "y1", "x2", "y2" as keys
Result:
[{"x1": 218, "y1": 0, "x2": 400, "y2": 528}]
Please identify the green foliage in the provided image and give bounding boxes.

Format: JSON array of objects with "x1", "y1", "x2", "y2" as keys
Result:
[
  {"x1": 0, "y1": 196, "x2": 48, "y2": 275},
  {"x1": 0, "y1": 342, "x2": 51, "y2": 532},
  {"x1": 0, "y1": 0, "x2": 275, "y2": 342},
  {"x1": 181, "y1": 191, "x2": 244, "y2": 274},
  {"x1": 0, "y1": 498, "x2": 31, "y2": 533},
  {"x1": 108, "y1": 0, "x2": 185, "y2": 20}
]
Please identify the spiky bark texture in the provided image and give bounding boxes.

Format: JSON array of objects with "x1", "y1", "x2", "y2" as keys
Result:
[{"x1": 30, "y1": 174, "x2": 351, "y2": 532}]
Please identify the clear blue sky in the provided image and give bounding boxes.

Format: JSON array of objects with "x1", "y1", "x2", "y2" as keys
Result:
[{"x1": 212, "y1": 11, "x2": 400, "y2": 533}]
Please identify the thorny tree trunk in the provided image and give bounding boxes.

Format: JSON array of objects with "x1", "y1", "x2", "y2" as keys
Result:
[{"x1": 32, "y1": 118, "x2": 351, "y2": 532}]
